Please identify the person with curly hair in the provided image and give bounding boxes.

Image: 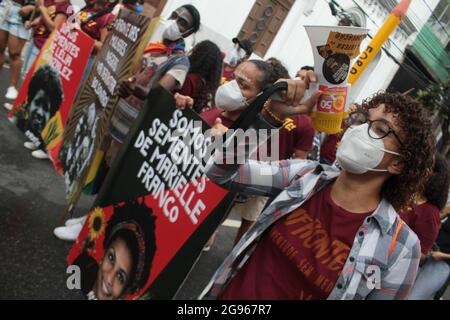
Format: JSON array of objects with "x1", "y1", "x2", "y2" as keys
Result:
[
  {"x1": 21, "y1": 64, "x2": 63, "y2": 159},
  {"x1": 72, "y1": 199, "x2": 157, "y2": 300},
  {"x1": 403, "y1": 153, "x2": 450, "y2": 300},
  {"x1": 200, "y1": 75, "x2": 435, "y2": 300},
  {"x1": 174, "y1": 40, "x2": 223, "y2": 113}
]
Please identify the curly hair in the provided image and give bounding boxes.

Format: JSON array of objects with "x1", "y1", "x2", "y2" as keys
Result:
[
  {"x1": 357, "y1": 91, "x2": 436, "y2": 210},
  {"x1": 188, "y1": 40, "x2": 223, "y2": 112},
  {"x1": 423, "y1": 153, "x2": 449, "y2": 210},
  {"x1": 28, "y1": 64, "x2": 63, "y2": 115},
  {"x1": 266, "y1": 57, "x2": 291, "y2": 83}
]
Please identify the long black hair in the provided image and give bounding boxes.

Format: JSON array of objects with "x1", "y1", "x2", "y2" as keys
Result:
[
  {"x1": 424, "y1": 153, "x2": 450, "y2": 210},
  {"x1": 188, "y1": 40, "x2": 223, "y2": 112}
]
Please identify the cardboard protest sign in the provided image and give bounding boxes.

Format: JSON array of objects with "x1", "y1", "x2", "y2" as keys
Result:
[
  {"x1": 67, "y1": 86, "x2": 234, "y2": 300},
  {"x1": 8, "y1": 23, "x2": 95, "y2": 154},
  {"x1": 59, "y1": 9, "x2": 154, "y2": 211}
]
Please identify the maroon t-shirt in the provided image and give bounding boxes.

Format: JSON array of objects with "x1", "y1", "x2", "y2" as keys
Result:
[
  {"x1": 33, "y1": 0, "x2": 70, "y2": 49},
  {"x1": 400, "y1": 202, "x2": 441, "y2": 255},
  {"x1": 278, "y1": 115, "x2": 315, "y2": 160},
  {"x1": 220, "y1": 184, "x2": 372, "y2": 300},
  {"x1": 80, "y1": 7, "x2": 115, "y2": 41},
  {"x1": 200, "y1": 107, "x2": 235, "y2": 128}
]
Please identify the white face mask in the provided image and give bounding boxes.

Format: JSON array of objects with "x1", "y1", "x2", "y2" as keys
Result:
[
  {"x1": 162, "y1": 20, "x2": 183, "y2": 41},
  {"x1": 215, "y1": 80, "x2": 249, "y2": 111},
  {"x1": 336, "y1": 123, "x2": 401, "y2": 174}
]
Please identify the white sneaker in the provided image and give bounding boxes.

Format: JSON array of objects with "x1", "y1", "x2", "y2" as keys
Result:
[
  {"x1": 3, "y1": 102, "x2": 12, "y2": 111},
  {"x1": 31, "y1": 149, "x2": 49, "y2": 160},
  {"x1": 53, "y1": 223, "x2": 83, "y2": 241},
  {"x1": 5, "y1": 86, "x2": 18, "y2": 100},
  {"x1": 24, "y1": 141, "x2": 38, "y2": 150},
  {"x1": 65, "y1": 215, "x2": 87, "y2": 227}
]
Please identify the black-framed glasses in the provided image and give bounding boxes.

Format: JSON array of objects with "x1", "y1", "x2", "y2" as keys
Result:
[{"x1": 346, "y1": 111, "x2": 403, "y2": 146}]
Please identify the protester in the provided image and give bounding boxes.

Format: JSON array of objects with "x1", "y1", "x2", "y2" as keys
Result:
[
  {"x1": 77, "y1": 0, "x2": 117, "y2": 73},
  {"x1": 0, "y1": 0, "x2": 32, "y2": 101},
  {"x1": 53, "y1": 3, "x2": 201, "y2": 242},
  {"x1": 21, "y1": 0, "x2": 71, "y2": 75},
  {"x1": 400, "y1": 153, "x2": 448, "y2": 257},
  {"x1": 222, "y1": 37, "x2": 252, "y2": 82},
  {"x1": 200, "y1": 79, "x2": 435, "y2": 299},
  {"x1": 174, "y1": 40, "x2": 223, "y2": 113},
  {"x1": 267, "y1": 58, "x2": 315, "y2": 160},
  {"x1": 405, "y1": 153, "x2": 450, "y2": 299},
  {"x1": 106, "y1": 4, "x2": 201, "y2": 164},
  {"x1": 183, "y1": 58, "x2": 313, "y2": 247}
]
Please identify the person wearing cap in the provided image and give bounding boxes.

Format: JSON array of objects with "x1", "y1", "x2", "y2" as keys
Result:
[{"x1": 222, "y1": 37, "x2": 253, "y2": 82}]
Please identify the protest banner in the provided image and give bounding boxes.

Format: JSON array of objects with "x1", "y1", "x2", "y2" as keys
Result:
[
  {"x1": 59, "y1": 9, "x2": 154, "y2": 215},
  {"x1": 67, "y1": 86, "x2": 235, "y2": 300},
  {"x1": 8, "y1": 23, "x2": 95, "y2": 155}
]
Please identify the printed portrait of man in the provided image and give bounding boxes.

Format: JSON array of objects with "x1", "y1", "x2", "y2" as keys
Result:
[{"x1": 25, "y1": 64, "x2": 64, "y2": 139}]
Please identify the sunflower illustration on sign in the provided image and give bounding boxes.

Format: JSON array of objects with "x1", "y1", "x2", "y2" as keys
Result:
[{"x1": 88, "y1": 207, "x2": 106, "y2": 241}]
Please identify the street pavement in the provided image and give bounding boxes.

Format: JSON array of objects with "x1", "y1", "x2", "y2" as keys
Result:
[{"x1": 0, "y1": 64, "x2": 449, "y2": 300}]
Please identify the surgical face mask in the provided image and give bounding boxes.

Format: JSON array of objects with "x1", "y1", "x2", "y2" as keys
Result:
[
  {"x1": 215, "y1": 80, "x2": 249, "y2": 111},
  {"x1": 336, "y1": 123, "x2": 401, "y2": 174},
  {"x1": 162, "y1": 20, "x2": 183, "y2": 41}
]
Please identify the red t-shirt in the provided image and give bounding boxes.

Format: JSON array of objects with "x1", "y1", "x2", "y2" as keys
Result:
[
  {"x1": 400, "y1": 202, "x2": 441, "y2": 255},
  {"x1": 33, "y1": 0, "x2": 70, "y2": 49},
  {"x1": 200, "y1": 107, "x2": 235, "y2": 128},
  {"x1": 278, "y1": 115, "x2": 315, "y2": 160},
  {"x1": 220, "y1": 184, "x2": 372, "y2": 300},
  {"x1": 80, "y1": 7, "x2": 115, "y2": 41}
]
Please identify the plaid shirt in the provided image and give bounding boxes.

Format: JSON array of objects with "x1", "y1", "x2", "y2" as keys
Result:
[{"x1": 200, "y1": 115, "x2": 421, "y2": 300}]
